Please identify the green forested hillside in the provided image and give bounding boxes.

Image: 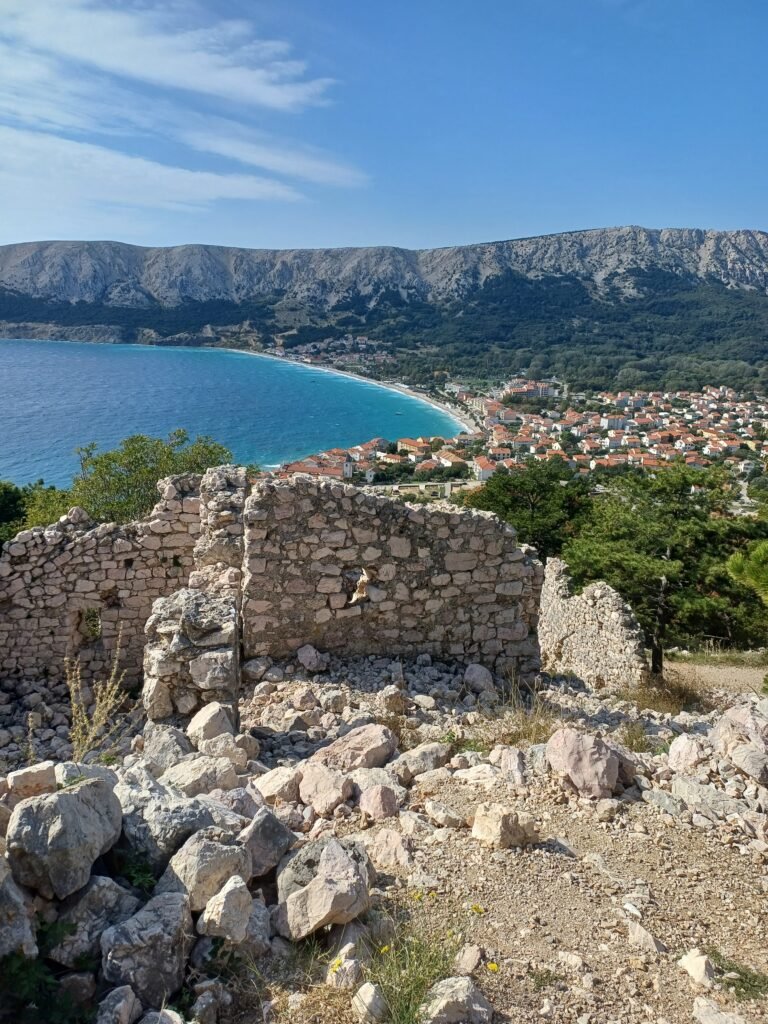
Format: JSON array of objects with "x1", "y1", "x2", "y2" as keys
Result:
[{"x1": 2, "y1": 266, "x2": 767, "y2": 391}]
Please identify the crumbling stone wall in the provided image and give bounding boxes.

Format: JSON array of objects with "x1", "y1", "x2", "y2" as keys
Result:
[
  {"x1": 240, "y1": 476, "x2": 542, "y2": 678},
  {"x1": 539, "y1": 558, "x2": 650, "y2": 689},
  {"x1": 0, "y1": 474, "x2": 201, "y2": 688}
]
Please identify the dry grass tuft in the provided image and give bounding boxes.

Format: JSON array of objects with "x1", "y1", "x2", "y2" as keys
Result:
[
  {"x1": 456, "y1": 676, "x2": 561, "y2": 751},
  {"x1": 617, "y1": 674, "x2": 709, "y2": 716},
  {"x1": 618, "y1": 721, "x2": 654, "y2": 753},
  {"x1": 66, "y1": 630, "x2": 129, "y2": 761}
]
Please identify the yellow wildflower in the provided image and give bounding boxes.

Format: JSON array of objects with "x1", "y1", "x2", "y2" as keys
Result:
[{"x1": 487, "y1": 962, "x2": 499, "y2": 973}]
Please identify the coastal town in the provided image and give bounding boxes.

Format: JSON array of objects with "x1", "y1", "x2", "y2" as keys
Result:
[{"x1": 275, "y1": 357, "x2": 768, "y2": 502}]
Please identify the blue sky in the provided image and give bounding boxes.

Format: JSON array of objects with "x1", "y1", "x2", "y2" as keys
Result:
[{"x1": 0, "y1": 0, "x2": 764, "y2": 249}]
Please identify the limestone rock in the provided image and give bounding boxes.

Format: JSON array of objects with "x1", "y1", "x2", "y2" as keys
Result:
[
  {"x1": 115, "y1": 767, "x2": 233, "y2": 871},
  {"x1": 197, "y1": 876, "x2": 252, "y2": 943},
  {"x1": 626, "y1": 919, "x2": 668, "y2": 954},
  {"x1": 464, "y1": 664, "x2": 495, "y2": 693},
  {"x1": 187, "y1": 702, "x2": 234, "y2": 748},
  {"x1": 312, "y1": 724, "x2": 397, "y2": 772},
  {"x1": 101, "y1": 892, "x2": 194, "y2": 1008},
  {"x1": 546, "y1": 727, "x2": 619, "y2": 798},
  {"x1": 693, "y1": 997, "x2": 747, "y2": 1024},
  {"x1": 0, "y1": 856, "x2": 37, "y2": 957},
  {"x1": 390, "y1": 741, "x2": 452, "y2": 783},
  {"x1": 454, "y1": 944, "x2": 483, "y2": 976},
  {"x1": 678, "y1": 948, "x2": 716, "y2": 988},
  {"x1": 352, "y1": 981, "x2": 387, "y2": 1022},
  {"x1": 7, "y1": 760, "x2": 56, "y2": 803},
  {"x1": 276, "y1": 838, "x2": 372, "y2": 940},
  {"x1": 160, "y1": 755, "x2": 238, "y2": 796},
  {"x1": 238, "y1": 806, "x2": 296, "y2": 877},
  {"x1": 425, "y1": 800, "x2": 464, "y2": 828},
  {"x1": 365, "y1": 828, "x2": 415, "y2": 869},
  {"x1": 418, "y1": 976, "x2": 493, "y2": 1024},
  {"x1": 241, "y1": 900, "x2": 272, "y2": 958},
  {"x1": 6, "y1": 779, "x2": 122, "y2": 899},
  {"x1": 299, "y1": 762, "x2": 354, "y2": 817},
  {"x1": 198, "y1": 733, "x2": 248, "y2": 769},
  {"x1": 138, "y1": 1012, "x2": 185, "y2": 1024},
  {"x1": 471, "y1": 802, "x2": 538, "y2": 848},
  {"x1": 276, "y1": 836, "x2": 374, "y2": 902},
  {"x1": 142, "y1": 723, "x2": 194, "y2": 777},
  {"x1": 254, "y1": 764, "x2": 303, "y2": 804},
  {"x1": 49, "y1": 876, "x2": 141, "y2": 968},
  {"x1": 94, "y1": 985, "x2": 143, "y2": 1024},
  {"x1": 359, "y1": 784, "x2": 399, "y2": 820},
  {"x1": 155, "y1": 827, "x2": 252, "y2": 911},
  {"x1": 297, "y1": 644, "x2": 330, "y2": 672},
  {"x1": 667, "y1": 733, "x2": 709, "y2": 773}
]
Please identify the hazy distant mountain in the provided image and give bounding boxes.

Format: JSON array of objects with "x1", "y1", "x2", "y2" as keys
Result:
[
  {"x1": 1, "y1": 227, "x2": 767, "y2": 306},
  {"x1": 1, "y1": 227, "x2": 767, "y2": 391}
]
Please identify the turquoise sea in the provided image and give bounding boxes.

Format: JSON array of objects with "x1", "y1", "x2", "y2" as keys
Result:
[{"x1": 0, "y1": 339, "x2": 463, "y2": 487}]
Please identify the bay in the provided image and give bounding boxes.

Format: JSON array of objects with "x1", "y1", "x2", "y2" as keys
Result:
[{"x1": 0, "y1": 339, "x2": 463, "y2": 487}]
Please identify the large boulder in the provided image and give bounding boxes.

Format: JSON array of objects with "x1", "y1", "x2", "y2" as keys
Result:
[
  {"x1": 298, "y1": 763, "x2": 354, "y2": 817},
  {"x1": 418, "y1": 976, "x2": 493, "y2": 1024},
  {"x1": 253, "y1": 765, "x2": 303, "y2": 805},
  {"x1": 237, "y1": 807, "x2": 296, "y2": 877},
  {"x1": 6, "y1": 779, "x2": 122, "y2": 899},
  {"x1": 186, "y1": 703, "x2": 234, "y2": 748},
  {"x1": 154, "y1": 828, "x2": 252, "y2": 911},
  {"x1": 197, "y1": 876, "x2": 252, "y2": 943},
  {"x1": 275, "y1": 838, "x2": 372, "y2": 941},
  {"x1": 710, "y1": 705, "x2": 768, "y2": 784},
  {"x1": 311, "y1": 724, "x2": 397, "y2": 772},
  {"x1": 545, "y1": 728, "x2": 619, "y2": 798},
  {"x1": 48, "y1": 876, "x2": 141, "y2": 968},
  {"x1": 276, "y1": 836, "x2": 375, "y2": 903},
  {"x1": 390, "y1": 742, "x2": 452, "y2": 784},
  {"x1": 115, "y1": 767, "x2": 234, "y2": 871},
  {"x1": 668, "y1": 734, "x2": 709, "y2": 773},
  {"x1": 94, "y1": 985, "x2": 143, "y2": 1024},
  {"x1": 471, "y1": 802, "x2": 538, "y2": 849},
  {"x1": 0, "y1": 856, "x2": 36, "y2": 958},
  {"x1": 160, "y1": 755, "x2": 238, "y2": 797},
  {"x1": 141, "y1": 723, "x2": 194, "y2": 777},
  {"x1": 101, "y1": 892, "x2": 194, "y2": 1008}
]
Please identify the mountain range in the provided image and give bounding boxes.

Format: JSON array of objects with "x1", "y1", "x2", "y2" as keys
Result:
[{"x1": 1, "y1": 226, "x2": 767, "y2": 390}]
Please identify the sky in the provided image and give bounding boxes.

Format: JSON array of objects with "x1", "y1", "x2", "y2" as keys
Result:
[{"x1": 0, "y1": 0, "x2": 764, "y2": 250}]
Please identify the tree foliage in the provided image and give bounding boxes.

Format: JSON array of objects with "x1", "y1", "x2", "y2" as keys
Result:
[
  {"x1": 459, "y1": 457, "x2": 592, "y2": 559},
  {"x1": 561, "y1": 465, "x2": 768, "y2": 672},
  {"x1": 727, "y1": 540, "x2": 768, "y2": 606},
  {"x1": 1, "y1": 430, "x2": 233, "y2": 536},
  {"x1": 66, "y1": 429, "x2": 232, "y2": 524}
]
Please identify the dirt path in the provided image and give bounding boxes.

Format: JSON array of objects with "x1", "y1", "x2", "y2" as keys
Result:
[{"x1": 667, "y1": 659, "x2": 766, "y2": 696}]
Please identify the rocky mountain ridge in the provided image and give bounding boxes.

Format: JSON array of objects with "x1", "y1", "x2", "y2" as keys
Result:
[{"x1": 1, "y1": 226, "x2": 768, "y2": 308}]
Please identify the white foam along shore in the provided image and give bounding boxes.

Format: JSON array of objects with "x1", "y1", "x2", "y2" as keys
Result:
[{"x1": 227, "y1": 347, "x2": 478, "y2": 437}]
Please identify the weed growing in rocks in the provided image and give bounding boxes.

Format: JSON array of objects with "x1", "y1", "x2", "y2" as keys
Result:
[
  {"x1": 529, "y1": 967, "x2": 564, "y2": 991},
  {"x1": 65, "y1": 630, "x2": 129, "y2": 761},
  {"x1": 705, "y1": 947, "x2": 768, "y2": 1001},
  {"x1": 366, "y1": 921, "x2": 459, "y2": 1024}
]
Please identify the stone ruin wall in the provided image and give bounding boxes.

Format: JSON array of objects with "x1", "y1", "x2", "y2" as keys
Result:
[
  {"x1": 0, "y1": 474, "x2": 202, "y2": 689},
  {"x1": 240, "y1": 476, "x2": 543, "y2": 679},
  {"x1": 538, "y1": 557, "x2": 650, "y2": 689},
  {"x1": 3, "y1": 468, "x2": 654, "y2": 733}
]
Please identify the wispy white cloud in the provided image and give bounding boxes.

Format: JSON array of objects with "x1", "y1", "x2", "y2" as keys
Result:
[
  {"x1": 180, "y1": 124, "x2": 368, "y2": 187},
  {"x1": 0, "y1": 1, "x2": 365, "y2": 240},
  {"x1": 4, "y1": 0, "x2": 332, "y2": 112},
  {"x1": 0, "y1": 126, "x2": 302, "y2": 208}
]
